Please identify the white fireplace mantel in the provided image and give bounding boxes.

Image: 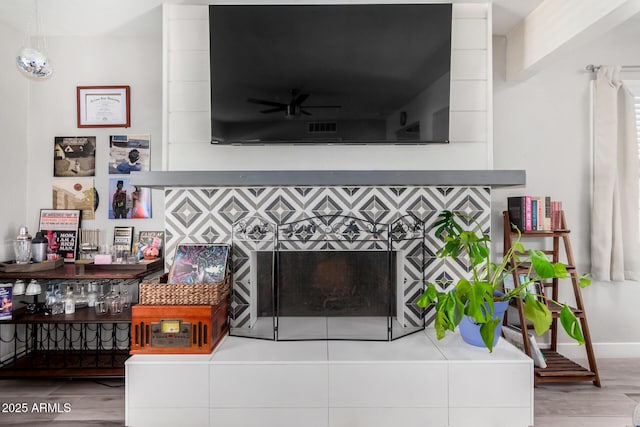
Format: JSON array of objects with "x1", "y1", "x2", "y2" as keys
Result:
[{"x1": 129, "y1": 170, "x2": 525, "y2": 188}]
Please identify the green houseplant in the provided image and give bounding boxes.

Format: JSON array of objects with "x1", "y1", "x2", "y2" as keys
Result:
[{"x1": 416, "y1": 210, "x2": 590, "y2": 352}]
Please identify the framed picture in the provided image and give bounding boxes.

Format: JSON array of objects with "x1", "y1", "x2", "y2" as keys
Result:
[
  {"x1": 108, "y1": 134, "x2": 150, "y2": 174},
  {"x1": 77, "y1": 85, "x2": 130, "y2": 128},
  {"x1": 53, "y1": 136, "x2": 96, "y2": 177},
  {"x1": 134, "y1": 231, "x2": 164, "y2": 260},
  {"x1": 168, "y1": 244, "x2": 229, "y2": 285},
  {"x1": 113, "y1": 226, "x2": 134, "y2": 252},
  {"x1": 38, "y1": 209, "x2": 82, "y2": 263},
  {"x1": 108, "y1": 177, "x2": 151, "y2": 219},
  {"x1": 52, "y1": 177, "x2": 96, "y2": 220}
]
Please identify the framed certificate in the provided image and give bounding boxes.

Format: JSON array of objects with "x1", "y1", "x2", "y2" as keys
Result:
[{"x1": 77, "y1": 85, "x2": 130, "y2": 128}]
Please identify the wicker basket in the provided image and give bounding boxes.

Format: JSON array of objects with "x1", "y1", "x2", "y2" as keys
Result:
[{"x1": 138, "y1": 276, "x2": 230, "y2": 306}]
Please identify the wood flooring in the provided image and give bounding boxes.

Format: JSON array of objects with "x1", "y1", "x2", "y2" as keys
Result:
[
  {"x1": 0, "y1": 358, "x2": 637, "y2": 426},
  {"x1": 534, "y1": 358, "x2": 640, "y2": 427}
]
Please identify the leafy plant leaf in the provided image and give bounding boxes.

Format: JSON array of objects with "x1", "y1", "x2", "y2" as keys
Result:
[
  {"x1": 523, "y1": 293, "x2": 552, "y2": 335},
  {"x1": 442, "y1": 292, "x2": 464, "y2": 329},
  {"x1": 579, "y1": 275, "x2": 591, "y2": 288},
  {"x1": 435, "y1": 310, "x2": 447, "y2": 340},
  {"x1": 464, "y1": 282, "x2": 492, "y2": 323},
  {"x1": 530, "y1": 250, "x2": 555, "y2": 279},
  {"x1": 479, "y1": 318, "x2": 501, "y2": 353},
  {"x1": 552, "y1": 262, "x2": 568, "y2": 278},
  {"x1": 560, "y1": 305, "x2": 584, "y2": 345},
  {"x1": 416, "y1": 285, "x2": 437, "y2": 308},
  {"x1": 512, "y1": 241, "x2": 525, "y2": 254}
]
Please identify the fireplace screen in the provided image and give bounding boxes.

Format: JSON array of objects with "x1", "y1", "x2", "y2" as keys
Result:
[
  {"x1": 230, "y1": 214, "x2": 426, "y2": 341},
  {"x1": 259, "y1": 251, "x2": 393, "y2": 317}
]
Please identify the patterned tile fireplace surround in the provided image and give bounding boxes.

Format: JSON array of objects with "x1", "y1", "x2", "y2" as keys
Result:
[{"x1": 163, "y1": 184, "x2": 491, "y2": 333}]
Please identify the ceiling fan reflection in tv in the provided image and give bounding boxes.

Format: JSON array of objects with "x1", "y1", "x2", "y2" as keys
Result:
[{"x1": 247, "y1": 89, "x2": 341, "y2": 119}]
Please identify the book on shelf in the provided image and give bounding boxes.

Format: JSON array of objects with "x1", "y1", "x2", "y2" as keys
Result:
[
  {"x1": 0, "y1": 283, "x2": 13, "y2": 321},
  {"x1": 507, "y1": 196, "x2": 563, "y2": 232},
  {"x1": 502, "y1": 324, "x2": 547, "y2": 368},
  {"x1": 503, "y1": 274, "x2": 547, "y2": 305}
]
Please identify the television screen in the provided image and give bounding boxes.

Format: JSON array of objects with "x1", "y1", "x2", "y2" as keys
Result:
[{"x1": 209, "y1": 4, "x2": 452, "y2": 145}]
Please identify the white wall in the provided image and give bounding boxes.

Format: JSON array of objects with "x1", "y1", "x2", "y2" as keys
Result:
[
  {"x1": 0, "y1": 23, "x2": 28, "y2": 261},
  {"x1": 492, "y1": 15, "x2": 640, "y2": 356},
  {"x1": 164, "y1": 3, "x2": 493, "y2": 171},
  {"x1": 23, "y1": 27, "x2": 165, "y2": 247}
]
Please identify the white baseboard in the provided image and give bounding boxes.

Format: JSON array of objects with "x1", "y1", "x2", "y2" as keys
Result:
[{"x1": 555, "y1": 342, "x2": 640, "y2": 359}]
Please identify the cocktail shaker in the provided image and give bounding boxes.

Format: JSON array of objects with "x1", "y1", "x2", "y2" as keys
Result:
[
  {"x1": 31, "y1": 231, "x2": 49, "y2": 263},
  {"x1": 13, "y1": 226, "x2": 32, "y2": 264}
]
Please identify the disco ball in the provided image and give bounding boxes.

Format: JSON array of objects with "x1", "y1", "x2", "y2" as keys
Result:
[{"x1": 16, "y1": 47, "x2": 53, "y2": 79}]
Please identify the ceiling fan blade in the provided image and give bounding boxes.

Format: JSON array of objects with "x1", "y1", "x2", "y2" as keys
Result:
[
  {"x1": 247, "y1": 98, "x2": 286, "y2": 108},
  {"x1": 260, "y1": 107, "x2": 286, "y2": 114},
  {"x1": 293, "y1": 93, "x2": 309, "y2": 106},
  {"x1": 300, "y1": 110, "x2": 312, "y2": 116},
  {"x1": 302, "y1": 105, "x2": 342, "y2": 109}
]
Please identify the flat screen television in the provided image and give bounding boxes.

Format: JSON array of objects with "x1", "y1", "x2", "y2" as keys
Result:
[{"x1": 209, "y1": 3, "x2": 452, "y2": 145}]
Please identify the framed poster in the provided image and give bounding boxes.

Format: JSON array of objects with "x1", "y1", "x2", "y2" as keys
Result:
[
  {"x1": 134, "y1": 231, "x2": 164, "y2": 260},
  {"x1": 113, "y1": 226, "x2": 134, "y2": 252},
  {"x1": 53, "y1": 136, "x2": 96, "y2": 177},
  {"x1": 77, "y1": 85, "x2": 130, "y2": 128},
  {"x1": 108, "y1": 177, "x2": 151, "y2": 219},
  {"x1": 38, "y1": 209, "x2": 82, "y2": 263},
  {"x1": 108, "y1": 134, "x2": 150, "y2": 174},
  {"x1": 52, "y1": 178, "x2": 96, "y2": 220},
  {"x1": 168, "y1": 244, "x2": 229, "y2": 285}
]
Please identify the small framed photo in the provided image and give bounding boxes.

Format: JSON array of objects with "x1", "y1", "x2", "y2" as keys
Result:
[
  {"x1": 77, "y1": 85, "x2": 130, "y2": 128},
  {"x1": 168, "y1": 244, "x2": 229, "y2": 285},
  {"x1": 134, "y1": 231, "x2": 164, "y2": 260},
  {"x1": 113, "y1": 226, "x2": 134, "y2": 252}
]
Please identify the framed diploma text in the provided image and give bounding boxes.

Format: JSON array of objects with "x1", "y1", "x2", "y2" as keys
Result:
[{"x1": 77, "y1": 85, "x2": 130, "y2": 128}]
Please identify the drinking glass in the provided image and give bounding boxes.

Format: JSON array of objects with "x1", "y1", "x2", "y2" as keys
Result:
[{"x1": 94, "y1": 296, "x2": 107, "y2": 315}]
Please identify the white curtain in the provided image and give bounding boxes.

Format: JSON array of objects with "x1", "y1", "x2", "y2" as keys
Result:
[{"x1": 591, "y1": 66, "x2": 640, "y2": 281}]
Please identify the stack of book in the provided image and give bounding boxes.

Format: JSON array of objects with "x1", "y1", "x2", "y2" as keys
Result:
[{"x1": 507, "y1": 196, "x2": 563, "y2": 232}]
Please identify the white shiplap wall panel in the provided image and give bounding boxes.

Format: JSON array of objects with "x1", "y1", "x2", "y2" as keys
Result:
[
  {"x1": 169, "y1": 111, "x2": 211, "y2": 144},
  {"x1": 164, "y1": 3, "x2": 492, "y2": 170},
  {"x1": 165, "y1": 3, "x2": 209, "y2": 20},
  {"x1": 449, "y1": 111, "x2": 488, "y2": 142},
  {"x1": 169, "y1": 81, "x2": 210, "y2": 112},
  {"x1": 450, "y1": 50, "x2": 488, "y2": 80},
  {"x1": 450, "y1": 80, "x2": 487, "y2": 111},
  {"x1": 451, "y1": 3, "x2": 488, "y2": 19},
  {"x1": 452, "y1": 17, "x2": 488, "y2": 50},
  {"x1": 167, "y1": 16, "x2": 209, "y2": 51},
  {"x1": 168, "y1": 51, "x2": 209, "y2": 82}
]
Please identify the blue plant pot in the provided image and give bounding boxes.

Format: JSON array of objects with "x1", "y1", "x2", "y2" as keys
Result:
[{"x1": 459, "y1": 298, "x2": 510, "y2": 348}]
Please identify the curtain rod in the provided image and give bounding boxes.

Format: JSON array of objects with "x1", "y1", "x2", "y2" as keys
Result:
[{"x1": 586, "y1": 64, "x2": 640, "y2": 72}]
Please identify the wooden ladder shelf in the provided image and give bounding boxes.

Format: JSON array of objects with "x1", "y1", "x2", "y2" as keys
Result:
[{"x1": 502, "y1": 210, "x2": 601, "y2": 387}]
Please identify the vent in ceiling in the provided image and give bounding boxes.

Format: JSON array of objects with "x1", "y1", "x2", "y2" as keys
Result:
[{"x1": 307, "y1": 122, "x2": 337, "y2": 134}]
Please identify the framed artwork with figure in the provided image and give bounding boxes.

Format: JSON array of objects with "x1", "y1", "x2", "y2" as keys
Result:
[{"x1": 108, "y1": 178, "x2": 151, "y2": 219}]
